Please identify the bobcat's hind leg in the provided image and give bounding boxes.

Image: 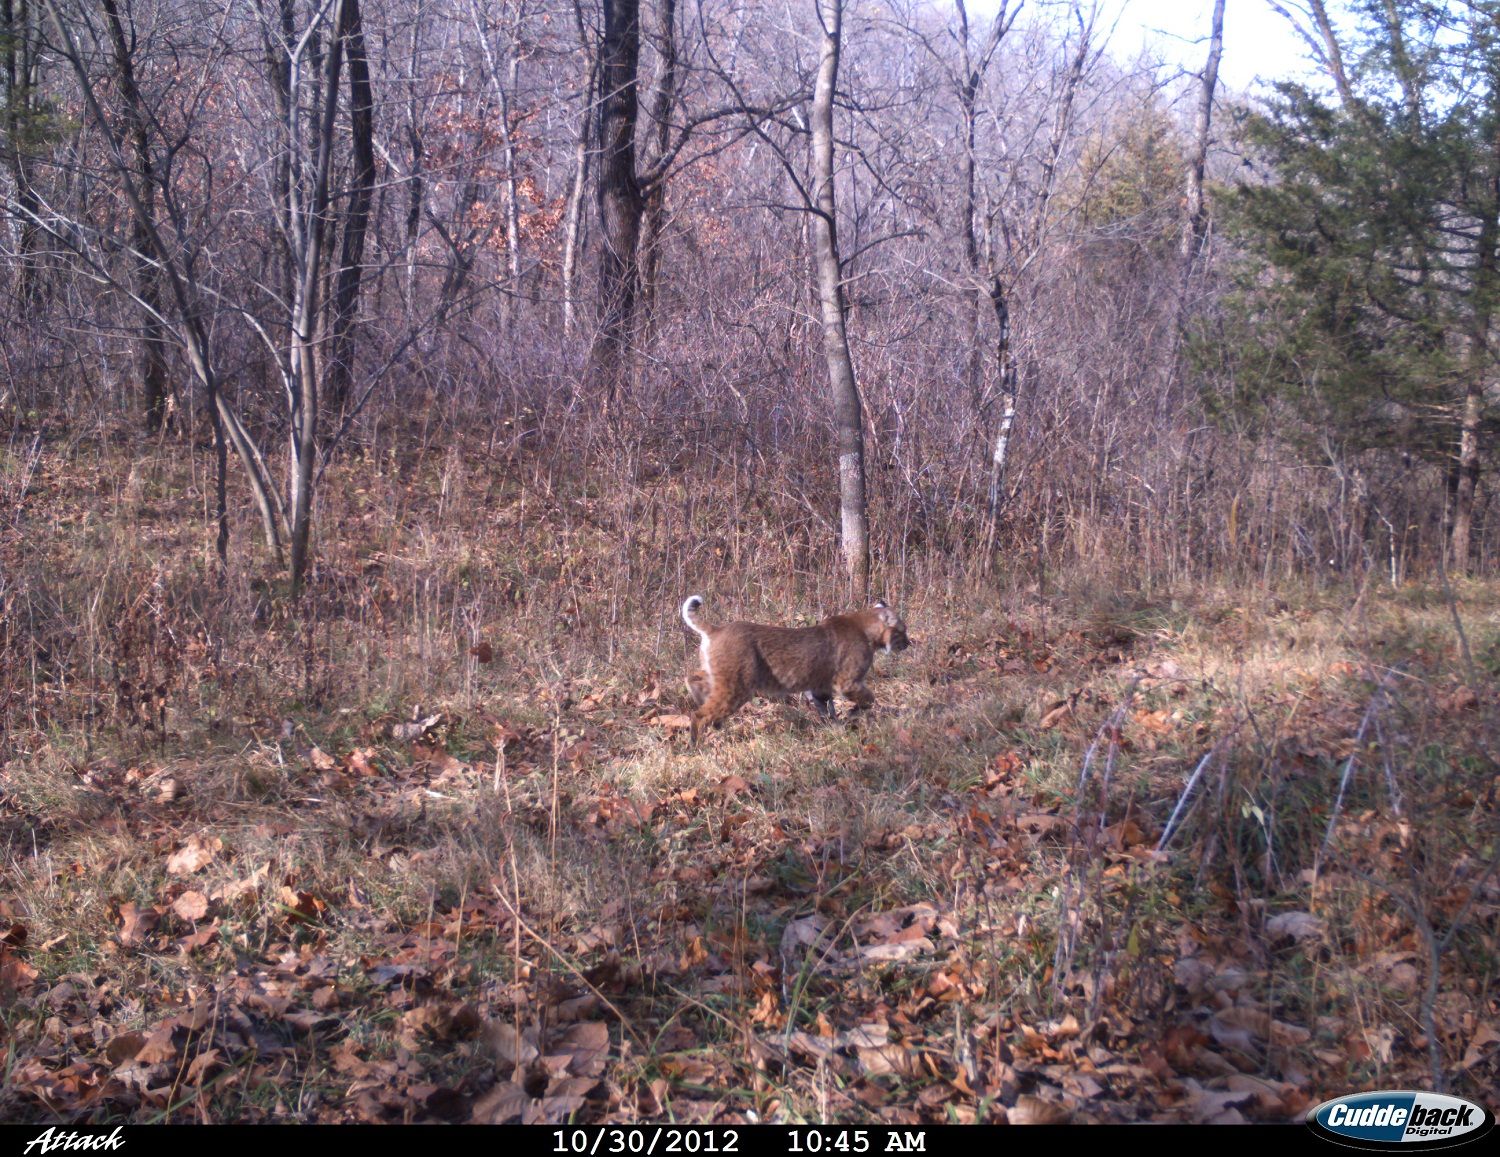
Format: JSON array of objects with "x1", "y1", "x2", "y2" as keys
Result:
[{"x1": 691, "y1": 685, "x2": 748, "y2": 746}]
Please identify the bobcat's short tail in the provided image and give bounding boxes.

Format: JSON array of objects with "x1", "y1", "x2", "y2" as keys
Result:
[
  {"x1": 681, "y1": 595, "x2": 708, "y2": 642},
  {"x1": 681, "y1": 596, "x2": 712, "y2": 695}
]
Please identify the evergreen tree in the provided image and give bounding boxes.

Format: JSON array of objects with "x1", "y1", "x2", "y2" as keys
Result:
[{"x1": 1220, "y1": 0, "x2": 1497, "y2": 571}]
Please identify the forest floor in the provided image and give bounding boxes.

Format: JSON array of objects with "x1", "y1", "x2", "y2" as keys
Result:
[{"x1": 2, "y1": 427, "x2": 1497, "y2": 1124}]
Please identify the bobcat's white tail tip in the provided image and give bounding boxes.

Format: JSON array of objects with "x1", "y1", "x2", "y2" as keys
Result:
[{"x1": 682, "y1": 596, "x2": 711, "y2": 677}]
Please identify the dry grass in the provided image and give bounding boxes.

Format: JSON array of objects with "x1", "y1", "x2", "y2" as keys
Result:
[{"x1": 1, "y1": 424, "x2": 1496, "y2": 1124}]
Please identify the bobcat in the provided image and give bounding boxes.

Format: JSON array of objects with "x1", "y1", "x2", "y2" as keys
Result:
[{"x1": 681, "y1": 595, "x2": 909, "y2": 744}]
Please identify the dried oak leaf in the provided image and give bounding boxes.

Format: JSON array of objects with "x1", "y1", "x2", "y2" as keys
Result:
[
  {"x1": 172, "y1": 890, "x2": 211, "y2": 922},
  {"x1": 0, "y1": 946, "x2": 37, "y2": 996},
  {"x1": 1462, "y1": 1021, "x2": 1500, "y2": 1070},
  {"x1": 117, "y1": 901, "x2": 161, "y2": 947},
  {"x1": 557, "y1": 1021, "x2": 609, "y2": 1077},
  {"x1": 105, "y1": 1032, "x2": 147, "y2": 1068},
  {"x1": 472, "y1": 1081, "x2": 529, "y2": 1124},
  {"x1": 1009, "y1": 1094, "x2": 1070, "y2": 1125},
  {"x1": 166, "y1": 834, "x2": 222, "y2": 876},
  {"x1": 307, "y1": 746, "x2": 339, "y2": 772},
  {"x1": 275, "y1": 886, "x2": 327, "y2": 926}
]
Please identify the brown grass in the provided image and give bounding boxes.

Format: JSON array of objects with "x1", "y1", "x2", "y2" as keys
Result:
[{"x1": 1, "y1": 422, "x2": 1496, "y2": 1124}]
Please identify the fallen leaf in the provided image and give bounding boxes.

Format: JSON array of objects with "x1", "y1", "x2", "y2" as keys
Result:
[
  {"x1": 118, "y1": 901, "x2": 160, "y2": 947},
  {"x1": 558, "y1": 1022, "x2": 609, "y2": 1077},
  {"x1": 1266, "y1": 911, "x2": 1325, "y2": 942},
  {"x1": 166, "y1": 835, "x2": 222, "y2": 876},
  {"x1": 106, "y1": 1032, "x2": 147, "y2": 1067},
  {"x1": 172, "y1": 891, "x2": 210, "y2": 921},
  {"x1": 1039, "y1": 702, "x2": 1074, "y2": 729},
  {"x1": 1009, "y1": 1094, "x2": 1070, "y2": 1124},
  {"x1": 487, "y1": 1020, "x2": 540, "y2": 1069},
  {"x1": 1462, "y1": 1022, "x2": 1499, "y2": 1070},
  {"x1": 472, "y1": 1081, "x2": 529, "y2": 1124}
]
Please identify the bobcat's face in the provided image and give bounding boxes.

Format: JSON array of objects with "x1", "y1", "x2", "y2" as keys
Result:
[{"x1": 872, "y1": 604, "x2": 910, "y2": 654}]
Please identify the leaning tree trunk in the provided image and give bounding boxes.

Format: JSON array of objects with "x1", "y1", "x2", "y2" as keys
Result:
[
  {"x1": 45, "y1": 0, "x2": 286, "y2": 566},
  {"x1": 1180, "y1": 0, "x2": 1224, "y2": 267},
  {"x1": 590, "y1": 0, "x2": 643, "y2": 410},
  {"x1": 810, "y1": 0, "x2": 868, "y2": 598}
]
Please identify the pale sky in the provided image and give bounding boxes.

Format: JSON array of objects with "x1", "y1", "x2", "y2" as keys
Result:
[
  {"x1": 1119, "y1": 0, "x2": 1322, "y2": 91},
  {"x1": 965, "y1": 0, "x2": 1330, "y2": 92}
]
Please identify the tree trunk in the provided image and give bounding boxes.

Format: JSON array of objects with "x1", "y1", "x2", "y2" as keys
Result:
[
  {"x1": 562, "y1": 0, "x2": 596, "y2": 337},
  {"x1": 1451, "y1": 102, "x2": 1500, "y2": 575},
  {"x1": 637, "y1": 0, "x2": 677, "y2": 343},
  {"x1": 591, "y1": 0, "x2": 643, "y2": 408},
  {"x1": 469, "y1": 0, "x2": 525, "y2": 329},
  {"x1": 562, "y1": 82, "x2": 592, "y2": 336},
  {"x1": 2, "y1": 0, "x2": 43, "y2": 305},
  {"x1": 1180, "y1": 0, "x2": 1224, "y2": 267},
  {"x1": 1449, "y1": 380, "x2": 1481, "y2": 573},
  {"x1": 286, "y1": 0, "x2": 347, "y2": 593},
  {"x1": 404, "y1": 19, "x2": 424, "y2": 302},
  {"x1": 954, "y1": 1, "x2": 1009, "y2": 400},
  {"x1": 810, "y1": 0, "x2": 868, "y2": 597},
  {"x1": 100, "y1": 0, "x2": 171, "y2": 432},
  {"x1": 985, "y1": 276, "x2": 1016, "y2": 528},
  {"x1": 1306, "y1": 0, "x2": 1357, "y2": 110},
  {"x1": 326, "y1": 0, "x2": 376, "y2": 417}
]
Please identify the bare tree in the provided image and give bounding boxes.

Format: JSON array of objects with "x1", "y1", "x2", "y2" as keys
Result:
[
  {"x1": 636, "y1": 0, "x2": 677, "y2": 337},
  {"x1": 562, "y1": 0, "x2": 598, "y2": 337},
  {"x1": 325, "y1": 0, "x2": 377, "y2": 416},
  {"x1": 811, "y1": 0, "x2": 868, "y2": 596},
  {"x1": 591, "y1": 0, "x2": 644, "y2": 407},
  {"x1": 39, "y1": 0, "x2": 287, "y2": 566},
  {"x1": 1, "y1": 0, "x2": 43, "y2": 305},
  {"x1": 1180, "y1": 0, "x2": 1223, "y2": 268},
  {"x1": 953, "y1": 0, "x2": 1017, "y2": 396},
  {"x1": 98, "y1": 0, "x2": 171, "y2": 432},
  {"x1": 983, "y1": 2, "x2": 1097, "y2": 546}
]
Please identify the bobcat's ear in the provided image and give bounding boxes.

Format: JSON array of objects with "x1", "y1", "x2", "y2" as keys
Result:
[{"x1": 871, "y1": 599, "x2": 888, "y2": 610}]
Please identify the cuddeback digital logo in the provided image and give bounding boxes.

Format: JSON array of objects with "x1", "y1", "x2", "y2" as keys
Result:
[{"x1": 1307, "y1": 1091, "x2": 1495, "y2": 1150}]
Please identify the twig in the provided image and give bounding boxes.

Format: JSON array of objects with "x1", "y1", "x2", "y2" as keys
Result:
[
  {"x1": 1349, "y1": 870, "x2": 1445, "y2": 1093},
  {"x1": 1157, "y1": 748, "x2": 1218, "y2": 853},
  {"x1": 1435, "y1": 548, "x2": 1479, "y2": 690},
  {"x1": 1314, "y1": 676, "x2": 1390, "y2": 882},
  {"x1": 489, "y1": 885, "x2": 649, "y2": 1053}
]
